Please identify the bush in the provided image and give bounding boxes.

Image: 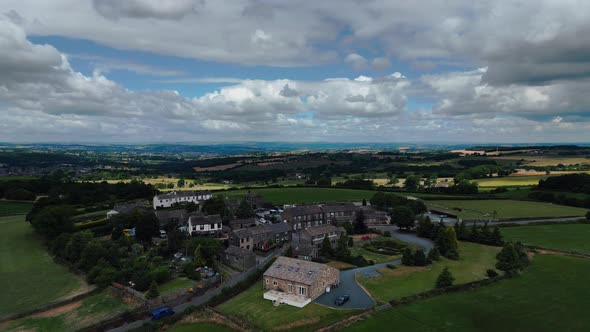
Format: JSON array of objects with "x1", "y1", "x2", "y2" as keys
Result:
[
  {"x1": 401, "y1": 248, "x2": 414, "y2": 266},
  {"x1": 435, "y1": 267, "x2": 455, "y2": 288},
  {"x1": 383, "y1": 231, "x2": 392, "y2": 237},
  {"x1": 427, "y1": 246, "x2": 441, "y2": 262},
  {"x1": 146, "y1": 281, "x2": 160, "y2": 299},
  {"x1": 486, "y1": 269, "x2": 499, "y2": 278},
  {"x1": 386, "y1": 264, "x2": 397, "y2": 270}
]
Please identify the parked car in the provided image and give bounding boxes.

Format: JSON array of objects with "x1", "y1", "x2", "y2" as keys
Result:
[
  {"x1": 151, "y1": 307, "x2": 175, "y2": 320},
  {"x1": 334, "y1": 294, "x2": 350, "y2": 306}
]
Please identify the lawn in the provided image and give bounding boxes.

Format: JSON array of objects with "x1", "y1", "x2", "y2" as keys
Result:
[
  {"x1": 502, "y1": 223, "x2": 590, "y2": 254},
  {"x1": 428, "y1": 199, "x2": 587, "y2": 220},
  {"x1": 349, "y1": 247, "x2": 401, "y2": 264},
  {"x1": 159, "y1": 277, "x2": 196, "y2": 294},
  {"x1": 216, "y1": 282, "x2": 360, "y2": 332},
  {"x1": 167, "y1": 323, "x2": 236, "y2": 332},
  {"x1": 7, "y1": 291, "x2": 132, "y2": 332},
  {"x1": 358, "y1": 242, "x2": 500, "y2": 303},
  {"x1": 0, "y1": 201, "x2": 32, "y2": 217},
  {"x1": 0, "y1": 214, "x2": 83, "y2": 317},
  {"x1": 346, "y1": 255, "x2": 590, "y2": 332}
]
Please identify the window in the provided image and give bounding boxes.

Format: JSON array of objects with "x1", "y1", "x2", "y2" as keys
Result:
[
  {"x1": 273, "y1": 280, "x2": 278, "y2": 286},
  {"x1": 298, "y1": 286, "x2": 306, "y2": 296},
  {"x1": 266, "y1": 279, "x2": 269, "y2": 284},
  {"x1": 210, "y1": 223, "x2": 215, "y2": 229},
  {"x1": 288, "y1": 284, "x2": 293, "y2": 293},
  {"x1": 200, "y1": 225, "x2": 205, "y2": 230}
]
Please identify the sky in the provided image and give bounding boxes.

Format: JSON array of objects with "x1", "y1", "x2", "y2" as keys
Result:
[{"x1": 0, "y1": 0, "x2": 589, "y2": 143}]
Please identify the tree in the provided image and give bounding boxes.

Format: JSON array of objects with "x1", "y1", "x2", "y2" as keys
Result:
[
  {"x1": 469, "y1": 222, "x2": 480, "y2": 242},
  {"x1": 335, "y1": 234, "x2": 351, "y2": 261},
  {"x1": 319, "y1": 236, "x2": 334, "y2": 258},
  {"x1": 586, "y1": 210, "x2": 590, "y2": 220},
  {"x1": 65, "y1": 231, "x2": 93, "y2": 264},
  {"x1": 235, "y1": 198, "x2": 255, "y2": 219},
  {"x1": 436, "y1": 267, "x2": 455, "y2": 288},
  {"x1": 202, "y1": 196, "x2": 226, "y2": 216},
  {"x1": 193, "y1": 245, "x2": 206, "y2": 267},
  {"x1": 146, "y1": 281, "x2": 160, "y2": 299},
  {"x1": 456, "y1": 221, "x2": 468, "y2": 240},
  {"x1": 414, "y1": 249, "x2": 427, "y2": 266},
  {"x1": 402, "y1": 248, "x2": 414, "y2": 266},
  {"x1": 416, "y1": 216, "x2": 434, "y2": 238},
  {"x1": 491, "y1": 226, "x2": 503, "y2": 246},
  {"x1": 408, "y1": 200, "x2": 427, "y2": 215},
  {"x1": 177, "y1": 179, "x2": 185, "y2": 188},
  {"x1": 135, "y1": 211, "x2": 160, "y2": 243},
  {"x1": 166, "y1": 183, "x2": 175, "y2": 189},
  {"x1": 186, "y1": 237, "x2": 222, "y2": 266},
  {"x1": 496, "y1": 242, "x2": 529, "y2": 274},
  {"x1": 30, "y1": 206, "x2": 75, "y2": 239},
  {"x1": 480, "y1": 222, "x2": 492, "y2": 244},
  {"x1": 404, "y1": 175, "x2": 420, "y2": 190},
  {"x1": 427, "y1": 246, "x2": 441, "y2": 262},
  {"x1": 354, "y1": 209, "x2": 368, "y2": 234},
  {"x1": 392, "y1": 206, "x2": 415, "y2": 230},
  {"x1": 348, "y1": 237, "x2": 354, "y2": 247},
  {"x1": 185, "y1": 202, "x2": 198, "y2": 213},
  {"x1": 362, "y1": 198, "x2": 367, "y2": 206}
]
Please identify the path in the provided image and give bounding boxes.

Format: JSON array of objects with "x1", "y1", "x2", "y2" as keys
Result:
[
  {"x1": 107, "y1": 254, "x2": 276, "y2": 332},
  {"x1": 314, "y1": 227, "x2": 433, "y2": 309}
]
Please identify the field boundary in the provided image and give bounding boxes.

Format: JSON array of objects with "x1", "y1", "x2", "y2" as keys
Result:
[{"x1": 0, "y1": 287, "x2": 100, "y2": 323}]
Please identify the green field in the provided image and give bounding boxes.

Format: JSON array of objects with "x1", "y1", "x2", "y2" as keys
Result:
[
  {"x1": 7, "y1": 291, "x2": 131, "y2": 332},
  {"x1": 346, "y1": 255, "x2": 590, "y2": 332},
  {"x1": 474, "y1": 176, "x2": 547, "y2": 188},
  {"x1": 0, "y1": 176, "x2": 37, "y2": 182},
  {"x1": 502, "y1": 224, "x2": 590, "y2": 254},
  {"x1": 0, "y1": 214, "x2": 82, "y2": 317},
  {"x1": 428, "y1": 199, "x2": 587, "y2": 219},
  {"x1": 358, "y1": 242, "x2": 499, "y2": 303},
  {"x1": 349, "y1": 247, "x2": 401, "y2": 264},
  {"x1": 159, "y1": 277, "x2": 196, "y2": 294},
  {"x1": 216, "y1": 282, "x2": 359, "y2": 332},
  {"x1": 168, "y1": 323, "x2": 236, "y2": 332},
  {"x1": 218, "y1": 188, "x2": 378, "y2": 205},
  {"x1": 0, "y1": 201, "x2": 33, "y2": 217}
]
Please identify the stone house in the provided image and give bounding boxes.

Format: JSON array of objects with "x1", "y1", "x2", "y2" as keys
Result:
[
  {"x1": 187, "y1": 214, "x2": 223, "y2": 236},
  {"x1": 228, "y1": 218, "x2": 256, "y2": 230},
  {"x1": 223, "y1": 245, "x2": 256, "y2": 271},
  {"x1": 359, "y1": 206, "x2": 390, "y2": 225},
  {"x1": 262, "y1": 256, "x2": 340, "y2": 307},
  {"x1": 300, "y1": 224, "x2": 346, "y2": 252},
  {"x1": 282, "y1": 205, "x2": 326, "y2": 231},
  {"x1": 322, "y1": 202, "x2": 357, "y2": 224},
  {"x1": 152, "y1": 190, "x2": 212, "y2": 209}
]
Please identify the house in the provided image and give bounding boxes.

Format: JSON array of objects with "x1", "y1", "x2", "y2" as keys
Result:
[
  {"x1": 106, "y1": 201, "x2": 150, "y2": 219},
  {"x1": 152, "y1": 191, "x2": 212, "y2": 209},
  {"x1": 262, "y1": 256, "x2": 339, "y2": 307},
  {"x1": 229, "y1": 225, "x2": 273, "y2": 251},
  {"x1": 282, "y1": 205, "x2": 325, "y2": 231},
  {"x1": 322, "y1": 202, "x2": 357, "y2": 224},
  {"x1": 264, "y1": 222, "x2": 291, "y2": 244},
  {"x1": 228, "y1": 218, "x2": 256, "y2": 230},
  {"x1": 230, "y1": 227, "x2": 254, "y2": 250},
  {"x1": 299, "y1": 225, "x2": 346, "y2": 255},
  {"x1": 155, "y1": 208, "x2": 189, "y2": 228},
  {"x1": 359, "y1": 206, "x2": 389, "y2": 225},
  {"x1": 187, "y1": 214, "x2": 222, "y2": 236},
  {"x1": 223, "y1": 245, "x2": 256, "y2": 271}
]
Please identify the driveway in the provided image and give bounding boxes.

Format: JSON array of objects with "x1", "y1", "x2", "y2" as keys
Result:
[{"x1": 314, "y1": 227, "x2": 433, "y2": 309}]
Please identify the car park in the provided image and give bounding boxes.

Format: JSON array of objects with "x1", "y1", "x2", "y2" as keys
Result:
[{"x1": 334, "y1": 294, "x2": 350, "y2": 306}]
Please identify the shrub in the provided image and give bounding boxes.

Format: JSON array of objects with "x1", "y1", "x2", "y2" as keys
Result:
[
  {"x1": 146, "y1": 281, "x2": 160, "y2": 299},
  {"x1": 414, "y1": 249, "x2": 428, "y2": 266},
  {"x1": 486, "y1": 269, "x2": 499, "y2": 278},
  {"x1": 401, "y1": 248, "x2": 414, "y2": 266},
  {"x1": 386, "y1": 264, "x2": 397, "y2": 270},
  {"x1": 435, "y1": 267, "x2": 455, "y2": 288},
  {"x1": 383, "y1": 230, "x2": 392, "y2": 237},
  {"x1": 427, "y1": 246, "x2": 441, "y2": 262}
]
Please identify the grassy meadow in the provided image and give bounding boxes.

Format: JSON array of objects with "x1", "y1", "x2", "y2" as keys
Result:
[
  {"x1": 358, "y1": 242, "x2": 500, "y2": 303},
  {"x1": 502, "y1": 223, "x2": 590, "y2": 254},
  {"x1": 167, "y1": 323, "x2": 236, "y2": 332},
  {"x1": 218, "y1": 187, "x2": 378, "y2": 205},
  {"x1": 0, "y1": 214, "x2": 83, "y2": 317},
  {"x1": 216, "y1": 282, "x2": 360, "y2": 332},
  {"x1": 0, "y1": 201, "x2": 33, "y2": 217},
  {"x1": 346, "y1": 255, "x2": 590, "y2": 332},
  {"x1": 428, "y1": 199, "x2": 587, "y2": 219}
]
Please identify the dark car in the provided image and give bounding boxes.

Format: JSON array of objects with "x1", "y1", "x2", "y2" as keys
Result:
[
  {"x1": 151, "y1": 307, "x2": 175, "y2": 320},
  {"x1": 334, "y1": 294, "x2": 350, "y2": 306}
]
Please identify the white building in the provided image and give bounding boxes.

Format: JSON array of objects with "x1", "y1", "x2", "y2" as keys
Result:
[
  {"x1": 152, "y1": 191, "x2": 212, "y2": 209},
  {"x1": 188, "y1": 214, "x2": 222, "y2": 236}
]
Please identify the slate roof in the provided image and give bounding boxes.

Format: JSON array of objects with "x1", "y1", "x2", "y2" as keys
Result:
[
  {"x1": 155, "y1": 190, "x2": 212, "y2": 200},
  {"x1": 321, "y1": 202, "x2": 357, "y2": 213},
  {"x1": 302, "y1": 224, "x2": 344, "y2": 237},
  {"x1": 229, "y1": 218, "x2": 256, "y2": 227},
  {"x1": 283, "y1": 205, "x2": 323, "y2": 217},
  {"x1": 189, "y1": 214, "x2": 222, "y2": 225},
  {"x1": 225, "y1": 245, "x2": 255, "y2": 258},
  {"x1": 155, "y1": 209, "x2": 189, "y2": 223},
  {"x1": 264, "y1": 222, "x2": 290, "y2": 234},
  {"x1": 263, "y1": 256, "x2": 335, "y2": 285}
]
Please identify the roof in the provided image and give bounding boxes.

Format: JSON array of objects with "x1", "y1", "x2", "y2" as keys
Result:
[
  {"x1": 263, "y1": 222, "x2": 290, "y2": 234},
  {"x1": 112, "y1": 203, "x2": 148, "y2": 215},
  {"x1": 263, "y1": 256, "x2": 335, "y2": 285},
  {"x1": 302, "y1": 224, "x2": 343, "y2": 237},
  {"x1": 225, "y1": 245, "x2": 255, "y2": 258},
  {"x1": 283, "y1": 205, "x2": 323, "y2": 217},
  {"x1": 189, "y1": 214, "x2": 222, "y2": 225},
  {"x1": 321, "y1": 202, "x2": 357, "y2": 213},
  {"x1": 155, "y1": 209, "x2": 189, "y2": 222},
  {"x1": 155, "y1": 190, "x2": 212, "y2": 200},
  {"x1": 229, "y1": 218, "x2": 256, "y2": 226}
]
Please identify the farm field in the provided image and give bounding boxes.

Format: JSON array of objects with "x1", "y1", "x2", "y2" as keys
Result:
[
  {"x1": 159, "y1": 277, "x2": 196, "y2": 294},
  {"x1": 474, "y1": 175, "x2": 548, "y2": 188},
  {"x1": 428, "y1": 199, "x2": 587, "y2": 219},
  {"x1": 0, "y1": 214, "x2": 85, "y2": 318},
  {"x1": 6, "y1": 291, "x2": 132, "y2": 332},
  {"x1": 358, "y1": 242, "x2": 499, "y2": 303},
  {"x1": 492, "y1": 156, "x2": 590, "y2": 167},
  {"x1": 502, "y1": 224, "x2": 590, "y2": 254},
  {"x1": 216, "y1": 282, "x2": 360, "y2": 332},
  {"x1": 168, "y1": 323, "x2": 236, "y2": 332},
  {"x1": 0, "y1": 200, "x2": 32, "y2": 217},
  {"x1": 345, "y1": 255, "x2": 590, "y2": 332},
  {"x1": 0, "y1": 176, "x2": 37, "y2": 182},
  {"x1": 218, "y1": 187, "x2": 379, "y2": 205}
]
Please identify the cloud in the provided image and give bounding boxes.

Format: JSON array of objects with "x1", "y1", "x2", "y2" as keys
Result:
[
  {"x1": 71, "y1": 54, "x2": 187, "y2": 76},
  {"x1": 344, "y1": 53, "x2": 368, "y2": 70},
  {"x1": 279, "y1": 84, "x2": 299, "y2": 97},
  {"x1": 92, "y1": 0, "x2": 196, "y2": 20},
  {"x1": 371, "y1": 57, "x2": 391, "y2": 70}
]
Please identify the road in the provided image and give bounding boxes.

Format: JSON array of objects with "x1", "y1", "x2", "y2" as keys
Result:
[
  {"x1": 314, "y1": 226, "x2": 433, "y2": 309},
  {"x1": 107, "y1": 254, "x2": 276, "y2": 332}
]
